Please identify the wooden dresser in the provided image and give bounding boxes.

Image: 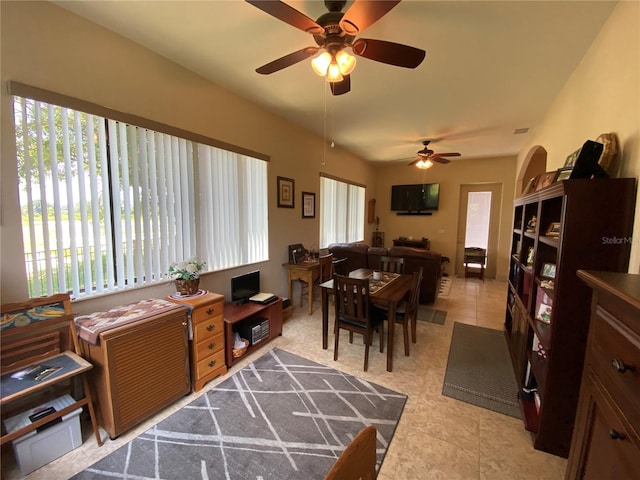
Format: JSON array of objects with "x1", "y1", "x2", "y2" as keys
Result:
[
  {"x1": 167, "y1": 291, "x2": 226, "y2": 391},
  {"x1": 76, "y1": 300, "x2": 190, "y2": 439},
  {"x1": 566, "y1": 271, "x2": 640, "y2": 479}
]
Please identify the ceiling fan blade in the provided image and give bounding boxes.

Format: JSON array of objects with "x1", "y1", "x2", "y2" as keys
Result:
[
  {"x1": 433, "y1": 153, "x2": 461, "y2": 157},
  {"x1": 352, "y1": 38, "x2": 426, "y2": 68},
  {"x1": 256, "y1": 47, "x2": 319, "y2": 74},
  {"x1": 431, "y1": 157, "x2": 451, "y2": 164},
  {"x1": 330, "y1": 74, "x2": 351, "y2": 96},
  {"x1": 339, "y1": 0, "x2": 401, "y2": 35},
  {"x1": 246, "y1": 0, "x2": 324, "y2": 34}
]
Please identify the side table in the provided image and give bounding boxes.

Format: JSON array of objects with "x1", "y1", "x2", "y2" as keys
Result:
[{"x1": 167, "y1": 291, "x2": 227, "y2": 391}]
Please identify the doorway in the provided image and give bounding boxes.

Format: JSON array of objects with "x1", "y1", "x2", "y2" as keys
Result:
[{"x1": 455, "y1": 183, "x2": 502, "y2": 278}]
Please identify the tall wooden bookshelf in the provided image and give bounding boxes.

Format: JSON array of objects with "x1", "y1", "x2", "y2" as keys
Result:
[{"x1": 504, "y1": 178, "x2": 636, "y2": 458}]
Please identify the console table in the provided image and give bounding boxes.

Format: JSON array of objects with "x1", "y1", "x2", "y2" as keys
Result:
[
  {"x1": 224, "y1": 298, "x2": 283, "y2": 367},
  {"x1": 393, "y1": 237, "x2": 430, "y2": 249},
  {"x1": 282, "y1": 261, "x2": 320, "y2": 315}
]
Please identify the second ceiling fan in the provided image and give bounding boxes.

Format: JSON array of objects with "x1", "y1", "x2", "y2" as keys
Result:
[
  {"x1": 246, "y1": 0, "x2": 426, "y2": 95},
  {"x1": 408, "y1": 140, "x2": 461, "y2": 169}
]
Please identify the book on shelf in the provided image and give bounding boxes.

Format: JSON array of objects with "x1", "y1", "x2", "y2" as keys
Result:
[{"x1": 10, "y1": 364, "x2": 61, "y2": 381}]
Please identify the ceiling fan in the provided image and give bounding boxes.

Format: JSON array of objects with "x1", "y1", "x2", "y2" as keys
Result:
[
  {"x1": 246, "y1": 0, "x2": 426, "y2": 95},
  {"x1": 408, "y1": 140, "x2": 461, "y2": 169}
]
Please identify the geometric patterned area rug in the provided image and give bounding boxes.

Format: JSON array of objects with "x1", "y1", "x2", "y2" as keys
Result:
[
  {"x1": 73, "y1": 348, "x2": 407, "y2": 480},
  {"x1": 416, "y1": 306, "x2": 447, "y2": 324},
  {"x1": 442, "y1": 322, "x2": 521, "y2": 419}
]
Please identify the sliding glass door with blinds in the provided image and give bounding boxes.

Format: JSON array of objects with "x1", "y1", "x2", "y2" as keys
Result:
[{"x1": 13, "y1": 96, "x2": 268, "y2": 299}]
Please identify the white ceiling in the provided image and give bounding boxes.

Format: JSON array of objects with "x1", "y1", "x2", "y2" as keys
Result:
[{"x1": 54, "y1": 0, "x2": 617, "y2": 165}]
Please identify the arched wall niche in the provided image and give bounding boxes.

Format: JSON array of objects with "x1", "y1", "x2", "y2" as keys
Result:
[{"x1": 518, "y1": 145, "x2": 547, "y2": 196}]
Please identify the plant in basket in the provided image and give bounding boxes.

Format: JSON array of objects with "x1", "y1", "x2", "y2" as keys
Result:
[{"x1": 168, "y1": 258, "x2": 206, "y2": 296}]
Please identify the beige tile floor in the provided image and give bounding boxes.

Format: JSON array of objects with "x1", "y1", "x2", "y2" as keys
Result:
[{"x1": 2, "y1": 277, "x2": 567, "y2": 479}]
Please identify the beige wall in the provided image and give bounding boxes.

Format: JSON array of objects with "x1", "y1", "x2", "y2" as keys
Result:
[
  {"x1": 516, "y1": 1, "x2": 640, "y2": 273},
  {"x1": 374, "y1": 155, "x2": 517, "y2": 281},
  {"x1": 0, "y1": 1, "x2": 376, "y2": 311}
]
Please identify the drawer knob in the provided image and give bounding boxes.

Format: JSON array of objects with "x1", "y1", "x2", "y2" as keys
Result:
[
  {"x1": 208, "y1": 342, "x2": 215, "y2": 350},
  {"x1": 206, "y1": 324, "x2": 215, "y2": 332},
  {"x1": 208, "y1": 360, "x2": 217, "y2": 367},
  {"x1": 206, "y1": 308, "x2": 214, "y2": 315},
  {"x1": 609, "y1": 429, "x2": 626, "y2": 441},
  {"x1": 612, "y1": 358, "x2": 635, "y2": 374}
]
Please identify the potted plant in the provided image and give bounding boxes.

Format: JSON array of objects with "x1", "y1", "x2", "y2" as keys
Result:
[{"x1": 168, "y1": 258, "x2": 206, "y2": 296}]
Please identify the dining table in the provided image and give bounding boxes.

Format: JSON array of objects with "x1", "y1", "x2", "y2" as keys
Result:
[{"x1": 319, "y1": 268, "x2": 414, "y2": 372}]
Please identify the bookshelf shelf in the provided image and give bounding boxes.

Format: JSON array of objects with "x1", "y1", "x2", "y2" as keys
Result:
[{"x1": 503, "y1": 178, "x2": 636, "y2": 458}]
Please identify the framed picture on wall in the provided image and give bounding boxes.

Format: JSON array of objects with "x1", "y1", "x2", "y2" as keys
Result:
[
  {"x1": 277, "y1": 176, "x2": 295, "y2": 208},
  {"x1": 302, "y1": 191, "x2": 315, "y2": 218}
]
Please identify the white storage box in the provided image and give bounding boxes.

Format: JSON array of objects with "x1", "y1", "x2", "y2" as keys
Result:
[{"x1": 3, "y1": 394, "x2": 83, "y2": 475}]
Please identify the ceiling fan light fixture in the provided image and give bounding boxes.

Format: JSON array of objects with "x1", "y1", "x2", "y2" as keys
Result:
[
  {"x1": 415, "y1": 158, "x2": 433, "y2": 169},
  {"x1": 326, "y1": 61, "x2": 344, "y2": 82},
  {"x1": 311, "y1": 51, "x2": 332, "y2": 76},
  {"x1": 335, "y1": 50, "x2": 356, "y2": 75}
]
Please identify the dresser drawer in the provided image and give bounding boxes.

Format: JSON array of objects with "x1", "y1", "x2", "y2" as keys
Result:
[
  {"x1": 590, "y1": 305, "x2": 640, "y2": 425},
  {"x1": 192, "y1": 302, "x2": 223, "y2": 325},
  {"x1": 193, "y1": 314, "x2": 223, "y2": 342},
  {"x1": 195, "y1": 349, "x2": 225, "y2": 379},
  {"x1": 194, "y1": 331, "x2": 224, "y2": 359}
]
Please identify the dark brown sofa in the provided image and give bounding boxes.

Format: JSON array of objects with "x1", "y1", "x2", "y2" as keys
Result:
[{"x1": 328, "y1": 242, "x2": 442, "y2": 304}]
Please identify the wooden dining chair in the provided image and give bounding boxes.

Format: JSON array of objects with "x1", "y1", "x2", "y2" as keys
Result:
[
  {"x1": 324, "y1": 425, "x2": 377, "y2": 480},
  {"x1": 332, "y1": 257, "x2": 349, "y2": 276},
  {"x1": 333, "y1": 275, "x2": 384, "y2": 371},
  {"x1": 379, "y1": 255, "x2": 405, "y2": 274},
  {"x1": 372, "y1": 267, "x2": 422, "y2": 356}
]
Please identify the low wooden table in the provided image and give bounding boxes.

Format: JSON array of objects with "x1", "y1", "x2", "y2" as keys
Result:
[
  {"x1": 319, "y1": 268, "x2": 413, "y2": 372},
  {"x1": 282, "y1": 261, "x2": 320, "y2": 315}
]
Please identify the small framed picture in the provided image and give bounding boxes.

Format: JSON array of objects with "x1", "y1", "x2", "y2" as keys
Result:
[
  {"x1": 554, "y1": 167, "x2": 573, "y2": 182},
  {"x1": 302, "y1": 191, "x2": 315, "y2": 218},
  {"x1": 564, "y1": 148, "x2": 581, "y2": 168},
  {"x1": 526, "y1": 247, "x2": 534, "y2": 265},
  {"x1": 535, "y1": 171, "x2": 557, "y2": 191},
  {"x1": 277, "y1": 176, "x2": 295, "y2": 208},
  {"x1": 536, "y1": 303, "x2": 552, "y2": 324},
  {"x1": 541, "y1": 262, "x2": 556, "y2": 279},
  {"x1": 546, "y1": 222, "x2": 561, "y2": 237}
]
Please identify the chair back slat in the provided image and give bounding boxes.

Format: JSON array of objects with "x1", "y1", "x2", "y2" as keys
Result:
[
  {"x1": 334, "y1": 274, "x2": 370, "y2": 327},
  {"x1": 319, "y1": 253, "x2": 334, "y2": 283},
  {"x1": 332, "y1": 257, "x2": 349, "y2": 276},
  {"x1": 380, "y1": 255, "x2": 405, "y2": 274}
]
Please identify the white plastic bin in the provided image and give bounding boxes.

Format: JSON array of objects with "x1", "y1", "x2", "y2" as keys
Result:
[{"x1": 3, "y1": 394, "x2": 83, "y2": 475}]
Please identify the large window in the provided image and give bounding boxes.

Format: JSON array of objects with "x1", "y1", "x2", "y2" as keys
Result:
[
  {"x1": 14, "y1": 95, "x2": 268, "y2": 298},
  {"x1": 319, "y1": 175, "x2": 365, "y2": 248}
]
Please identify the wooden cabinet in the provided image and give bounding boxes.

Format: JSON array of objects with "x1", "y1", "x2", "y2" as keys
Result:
[
  {"x1": 392, "y1": 237, "x2": 430, "y2": 249},
  {"x1": 566, "y1": 271, "x2": 640, "y2": 479},
  {"x1": 224, "y1": 298, "x2": 283, "y2": 367},
  {"x1": 167, "y1": 291, "x2": 227, "y2": 391},
  {"x1": 78, "y1": 305, "x2": 190, "y2": 439},
  {"x1": 503, "y1": 178, "x2": 636, "y2": 457}
]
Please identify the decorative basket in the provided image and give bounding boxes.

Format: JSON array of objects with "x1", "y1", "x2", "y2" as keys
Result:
[
  {"x1": 232, "y1": 338, "x2": 249, "y2": 359},
  {"x1": 175, "y1": 278, "x2": 200, "y2": 296}
]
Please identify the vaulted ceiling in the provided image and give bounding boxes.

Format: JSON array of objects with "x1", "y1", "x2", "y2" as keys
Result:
[{"x1": 54, "y1": 0, "x2": 617, "y2": 165}]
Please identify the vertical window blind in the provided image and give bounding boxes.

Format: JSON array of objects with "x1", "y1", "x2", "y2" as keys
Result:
[
  {"x1": 319, "y1": 176, "x2": 365, "y2": 248},
  {"x1": 14, "y1": 96, "x2": 268, "y2": 298}
]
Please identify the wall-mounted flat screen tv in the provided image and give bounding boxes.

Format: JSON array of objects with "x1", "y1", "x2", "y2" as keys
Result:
[{"x1": 391, "y1": 183, "x2": 440, "y2": 212}]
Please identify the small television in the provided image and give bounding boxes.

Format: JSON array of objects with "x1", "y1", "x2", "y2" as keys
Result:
[
  {"x1": 231, "y1": 270, "x2": 260, "y2": 303},
  {"x1": 391, "y1": 183, "x2": 440, "y2": 212}
]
